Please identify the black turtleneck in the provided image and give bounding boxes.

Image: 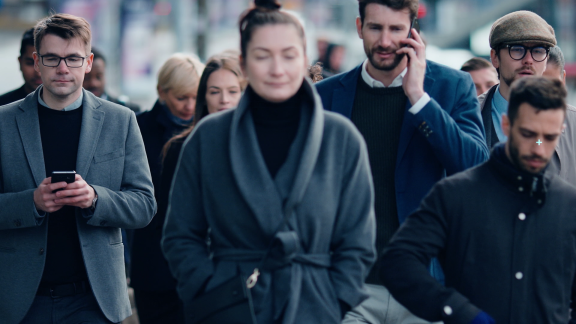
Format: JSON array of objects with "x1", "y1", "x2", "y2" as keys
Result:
[{"x1": 250, "y1": 87, "x2": 303, "y2": 178}]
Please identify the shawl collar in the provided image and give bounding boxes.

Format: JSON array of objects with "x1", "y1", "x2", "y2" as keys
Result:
[{"x1": 229, "y1": 78, "x2": 324, "y2": 233}]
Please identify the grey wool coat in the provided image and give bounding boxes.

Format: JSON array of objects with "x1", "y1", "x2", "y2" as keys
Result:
[
  {"x1": 162, "y1": 79, "x2": 376, "y2": 324},
  {"x1": 0, "y1": 87, "x2": 156, "y2": 324}
]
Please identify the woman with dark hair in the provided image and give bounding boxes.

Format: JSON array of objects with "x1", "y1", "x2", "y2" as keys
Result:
[
  {"x1": 162, "y1": 1, "x2": 376, "y2": 323},
  {"x1": 321, "y1": 43, "x2": 346, "y2": 78}
]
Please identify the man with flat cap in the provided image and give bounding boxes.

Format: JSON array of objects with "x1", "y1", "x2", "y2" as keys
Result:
[{"x1": 479, "y1": 11, "x2": 556, "y2": 148}]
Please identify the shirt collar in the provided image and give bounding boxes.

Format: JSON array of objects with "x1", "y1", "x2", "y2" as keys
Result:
[
  {"x1": 361, "y1": 59, "x2": 407, "y2": 88},
  {"x1": 492, "y1": 84, "x2": 508, "y2": 115},
  {"x1": 38, "y1": 87, "x2": 83, "y2": 111}
]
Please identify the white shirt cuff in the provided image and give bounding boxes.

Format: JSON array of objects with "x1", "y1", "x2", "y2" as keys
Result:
[{"x1": 408, "y1": 93, "x2": 431, "y2": 115}]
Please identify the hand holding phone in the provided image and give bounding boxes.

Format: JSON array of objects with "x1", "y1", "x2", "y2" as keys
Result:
[{"x1": 51, "y1": 171, "x2": 76, "y2": 192}]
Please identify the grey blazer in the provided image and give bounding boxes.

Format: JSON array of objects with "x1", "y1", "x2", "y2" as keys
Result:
[{"x1": 0, "y1": 87, "x2": 156, "y2": 324}]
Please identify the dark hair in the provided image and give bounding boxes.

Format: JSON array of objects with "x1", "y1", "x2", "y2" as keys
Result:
[
  {"x1": 91, "y1": 47, "x2": 105, "y2": 64},
  {"x1": 162, "y1": 53, "x2": 247, "y2": 159},
  {"x1": 20, "y1": 28, "x2": 35, "y2": 57},
  {"x1": 461, "y1": 57, "x2": 494, "y2": 73},
  {"x1": 358, "y1": 0, "x2": 418, "y2": 25},
  {"x1": 508, "y1": 77, "x2": 566, "y2": 125},
  {"x1": 239, "y1": 0, "x2": 305, "y2": 59},
  {"x1": 34, "y1": 13, "x2": 91, "y2": 54},
  {"x1": 547, "y1": 46, "x2": 565, "y2": 72}
]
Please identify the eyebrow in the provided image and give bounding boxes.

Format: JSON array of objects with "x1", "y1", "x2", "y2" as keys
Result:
[
  {"x1": 519, "y1": 127, "x2": 560, "y2": 136},
  {"x1": 40, "y1": 52, "x2": 85, "y2": 57},
  {"x1": 208, "y1": 86, "x2": 240, "y2": 90},
  {"x1": 251, "y1": 46, "x2": 298, "y2": 53}
]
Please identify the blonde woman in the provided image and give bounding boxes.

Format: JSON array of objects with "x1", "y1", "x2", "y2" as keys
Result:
[{"x1": 131, "y1": 53, "x2": 204, "y2": 324}]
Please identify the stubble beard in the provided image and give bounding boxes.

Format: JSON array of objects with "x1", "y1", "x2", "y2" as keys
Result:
[
  {"x1": 366, "y1": 45, "x2": 405, "y2": 72},
  {"x1": 508, "y1": 132, "x2": 548, "y2": 174}
]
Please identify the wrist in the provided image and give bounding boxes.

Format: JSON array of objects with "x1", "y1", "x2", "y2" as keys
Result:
[{"x1": 408, "y1": 89, "x2": 425, "y2": 106}]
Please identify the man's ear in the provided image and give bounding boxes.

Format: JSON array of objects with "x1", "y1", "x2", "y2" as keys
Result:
[
  {"x1": 562, "y1": 70, "x2": 567, "y2": 84},
  {"x1": 356, "y1": 17, "x2": 363, "y2": 40},
  {"x1": 502, "y1": 113, "x2": 510, "y2": 137},
  {"x1": 85, "y1": 53, "x2": 94, "y2": 74},
  {"x1": 490, "y1": 48, "x2": 499, "y2": 70},
  {"x1": 33, "y1": 52, "x2": 41, "y2": 74}
]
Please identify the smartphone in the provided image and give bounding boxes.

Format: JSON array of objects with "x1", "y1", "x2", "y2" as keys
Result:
[
  {"x1": 405, "y1": 17, "x2": 420, "y2": 46},
  {"x1": 51, "y1": 171, "x2": 76, "y2": 184}
]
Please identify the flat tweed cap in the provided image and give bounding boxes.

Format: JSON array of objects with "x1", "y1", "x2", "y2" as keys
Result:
[{"x1": 490, "y1": 11, "x2": 556, "y2": 49}]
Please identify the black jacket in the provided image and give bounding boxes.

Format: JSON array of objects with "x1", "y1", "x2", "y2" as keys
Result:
[
  {"x1": 380, "y1": 144, "x2": 576, "y2": 324},
  {"x1": 130, "y1": 101, "x2": 189, "y2": 291},
  {"x1": 0, "y1": 85, "x2": 28, "y2": 106}
]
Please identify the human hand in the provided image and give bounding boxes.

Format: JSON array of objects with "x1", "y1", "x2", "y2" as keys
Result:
[
  {"x1": 33, "y1": 177, "x2": 66, "y2": 213},
  {"x1": 396, "y1": 28, "x2": 426, "y2": 105},
  {"x1": 53, "y1": 174, "x2": 96, "y2": 209}
]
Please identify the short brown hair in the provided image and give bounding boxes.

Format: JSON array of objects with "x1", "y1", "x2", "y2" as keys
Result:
[
  {"x1": 461, "y1": 57, "x2": 494, "y2": 73},
  {"x1": 358, "y1": 0, "x2": 418, "y2": 25},
  {"x1": 508, "y1": 76, "x2": 566, "y2": 125},
  {"x1": 34, "y1": 13, "x2": 92, "y2": 54}
]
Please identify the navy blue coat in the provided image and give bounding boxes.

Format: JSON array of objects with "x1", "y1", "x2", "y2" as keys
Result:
[{"x1": 316, "y1": 61, "x2": 489, "y2": 226}]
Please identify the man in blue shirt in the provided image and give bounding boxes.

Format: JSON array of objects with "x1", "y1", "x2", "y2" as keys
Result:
[{"x1": 478, "y1": 11, "x2": 556, "y2": 147}]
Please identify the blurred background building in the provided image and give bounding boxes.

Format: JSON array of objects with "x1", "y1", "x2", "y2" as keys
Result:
[{"x1": 0, "y1": 0, "x2": 574, "y2": 109}]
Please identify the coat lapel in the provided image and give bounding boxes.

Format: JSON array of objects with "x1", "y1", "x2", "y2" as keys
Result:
[
  {"x1": 76, "y1": 89, "x2": 104, "y2": 177},
  {"x1": 330, "y1": 65, "x2": 362, "y2": 118},
  {"x1": 15, "y1": 87, "x2": 45, "y2": 186},
  {"x1": 229, "y1": 91, "x2": 284, "y2": 232},
  {"x1": 396, "y1": 64, "x2": 435, "y2": 164},
  {"x1": 278, "y1": 80, "x2": 324, "y2": 214}
]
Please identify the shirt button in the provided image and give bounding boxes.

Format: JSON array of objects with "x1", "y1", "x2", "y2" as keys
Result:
[
  {"x1": 443, "y1": 306, "x2": 453, "y2": 315},
  {"x1": 518, "y1": 213, "x2": 526, "y2": 221},
  {"x1": 515, "y1": 272, "x2": 523, "y2": 280},
  {"x1": 537, "y1": 199, "x2": 542, "y2": 204},
  {"x1": 517, "y1": 176, "x2": 522, "y2": 180},
  {"x1": 39, "y1": 248, "x2": 44, "y2": 255},
  {"x1": 519, "y1": 187, "x2": 524, "y2": 192}
]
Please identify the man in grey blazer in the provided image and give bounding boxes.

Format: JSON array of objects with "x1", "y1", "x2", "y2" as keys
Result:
[{"x1": 0, "y1": 13, "x2": 156, "y2": 324}]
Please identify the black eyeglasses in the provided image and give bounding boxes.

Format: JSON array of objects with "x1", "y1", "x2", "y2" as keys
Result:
[
  {"x1": 505, "y1": 45, "x2": 549, "y2": 62},
  {"x1": 39, "y1": 54, "x2": 88, "y2": 68}
]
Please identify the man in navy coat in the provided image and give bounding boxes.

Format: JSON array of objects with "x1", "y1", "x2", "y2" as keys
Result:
[{"x1": 315, "y1": 0, "x2": 488, "y2": 323}]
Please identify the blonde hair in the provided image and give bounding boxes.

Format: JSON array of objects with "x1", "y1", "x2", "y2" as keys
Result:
[{"x1": 157, "y1": 53, "x2": 205, "y2": 97}]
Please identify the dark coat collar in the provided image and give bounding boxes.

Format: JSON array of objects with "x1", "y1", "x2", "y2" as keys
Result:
[{"x1": 488, "y1": 143, "x2": 550, "y2": 207}]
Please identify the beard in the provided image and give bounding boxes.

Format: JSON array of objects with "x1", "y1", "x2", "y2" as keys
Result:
[
  {"x1": 508, "y1": 131, "x2": 549, "y2": 174},
  {"x1": 501, "y1": 67, "x2": 536, "y2": 86},
  {"x1": 365, "y1": 44, "x2": 405, "y2": 72}
]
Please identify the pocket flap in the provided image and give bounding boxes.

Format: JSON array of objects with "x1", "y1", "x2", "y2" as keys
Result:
[{"x1": 94, "y1": 149, "x2": 125, "y2": 163}]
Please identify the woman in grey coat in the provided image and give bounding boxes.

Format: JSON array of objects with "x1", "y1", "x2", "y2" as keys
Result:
[{"x1": 161, "y1": 1, "x2": 376, "y2": 323}]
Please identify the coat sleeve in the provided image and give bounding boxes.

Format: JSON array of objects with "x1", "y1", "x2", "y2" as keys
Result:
[
  {"x1": 161, "y1": 130, "x2": 214, "y2": 304},
  {"x1": 329, "y1": 129, "x2": 376, "y2": 309},
  {"x1": 84, "y1": 112, "x2": 157, "y2": 229},
  {"x1": 410, "y1": 72, "x2": 489, "y2": 175},
  {"x1": 570, "y1": 268, "x2": 576, "y2": 324},
  {"x1": 379, "y1": 181, "x2": 483, "y2": 324}
]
